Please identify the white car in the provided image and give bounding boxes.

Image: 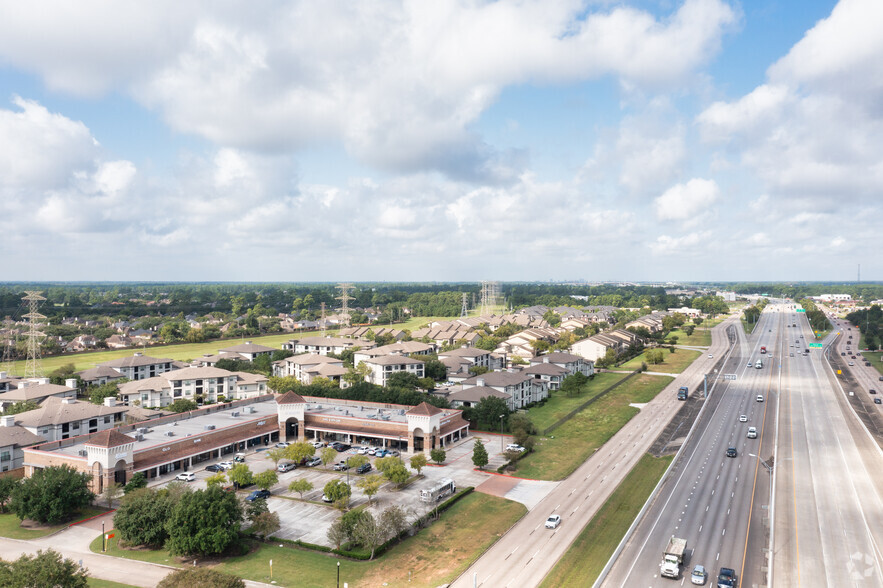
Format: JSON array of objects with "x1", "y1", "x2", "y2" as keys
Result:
[
  {"x1": 545, "y1": 514, "x2": 561, "y2": 529},
  {"x1": 708, "y1": 354, "x2": 713, "y2": 359},
  {"x1": 756, "y1": 395, "x2": 764, "y2": 402},
  {"x1": 275, "y1": 442, "x2": 290, "y2": 448},
  {"x1": 175, "y1": 472, "x2": 195, "y2": 482},
  {"x1": 311, "y1": 441, "x2": 325, "y2": 448},
  {"x1": 747, "y1": 427, "x2": 757, "y2": 439},
  {"x1": 357, "y1": 446, "x2": 370, "y2": 454},
  {"x1": 747, "y1": 362, "x2": 753, "y2": 368},
  {"x1": 739, "y1": 414, "x2": 747, "y2": 422},
  {"x1": 218, "y1": 461, "x2": 234, "y2": 470},
  {"x1": 505, "y1": 444, "x2": 526, "y2": 453}
]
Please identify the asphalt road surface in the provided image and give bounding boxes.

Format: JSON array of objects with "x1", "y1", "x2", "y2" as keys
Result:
[
  {"x1": 603, "y1": 305, "x2": 779, "y2": 587},
  {"x1": 451, "y1": 317, "x2": 739, "y2": 588}
]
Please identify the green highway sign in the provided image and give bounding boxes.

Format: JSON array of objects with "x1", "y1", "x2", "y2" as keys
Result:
[
  {"x1": 796, "y1": 309, "x2": 806, "y2": 313},
  {"x1": 809, "y1": 343, "x2": 823, "y2": 348}
]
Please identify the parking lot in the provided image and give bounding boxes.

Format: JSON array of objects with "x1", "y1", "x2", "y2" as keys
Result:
[{"x1": 150, "y1": 432, "x2": 553, "y2": 548}]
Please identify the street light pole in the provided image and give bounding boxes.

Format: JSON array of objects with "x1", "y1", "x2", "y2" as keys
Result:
[
  {"x1": 499, "y1": 415, "x2": 504, "y2": 453},
  {"x1": 337, "y1": 561, "x2": 340, "y2": 588}
]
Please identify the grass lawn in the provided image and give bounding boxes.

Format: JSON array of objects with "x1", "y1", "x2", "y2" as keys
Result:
[
  {"x1": 667, "y1": 326, "x2": 712, "y2": 347},
  {"x1": 372, "y1": 315, "x2": 456, "y2": 333},
  {"x1": 515, "y1": 374, "x2": 672, "y2": 481},
  {"x1": 90, "y1": 493, "x2": 525, "y2": 588},
  {"x1": 528, "y1": 372, "x2": 628, "y2": 432},
  {"x1": 860, "y1": 351, "x2": 883, "y2": 377},
  {"x1": 87, "y1": 579, "x2": 138, "y2": 588},
  {"x1": 539, "y1": 453, "x2": 673, "y2": 588},
  {"x1": 619, "y1": 348, "x2": 701, "y2": 374},
  {"x1": 0, "y1": 506, "x2": 109, "y2": 540}
]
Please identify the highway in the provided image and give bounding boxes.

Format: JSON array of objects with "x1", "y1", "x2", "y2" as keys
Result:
[
  {"x1": 604, "y1": 302, "x2": 883, "y2": 588},
  {"x1": 773, "y1": 309, "x2": 883, "y2": 587},
  {"x1": 603, "y1": 304, "x2": 780, "y2": 587},
  {"x1": 450, "y1": 317, "x2": 738, "y2": 588}
]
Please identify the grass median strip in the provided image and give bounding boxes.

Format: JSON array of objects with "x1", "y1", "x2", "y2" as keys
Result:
[
  {"x1": 518, "y1": 374, "x2": 672, "y2": 481},
  {"x1": 619, "y1": 348, "x2": 702, "y2": 374},
  {"x1": 89, "y1": 492, "x2": 524, "y2": 588},
  {"x1": 539, "y1": 453, "x2": 673, "y2": 588},
  {"x1": 0, "y1": 506, "x2": 109, "y2": 540}
]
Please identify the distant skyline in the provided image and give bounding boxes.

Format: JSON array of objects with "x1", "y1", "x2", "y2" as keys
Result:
[{"x1": 1, "y1": 1, "x2": 879, "y2": 282}]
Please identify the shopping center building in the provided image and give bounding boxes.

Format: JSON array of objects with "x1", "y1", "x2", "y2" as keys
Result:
[{"x1": 21, "y1": 393, "x2": 469, "y2": 493}]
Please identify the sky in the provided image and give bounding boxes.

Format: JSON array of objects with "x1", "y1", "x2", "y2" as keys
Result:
[{"x1": 0, "y1": 0, "x2": 880, "y2": 283}]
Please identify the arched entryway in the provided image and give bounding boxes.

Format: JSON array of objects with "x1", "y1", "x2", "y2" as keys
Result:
[
  {"x1": 284, "y1": 417, "x2": 299, "y2": 441},
  {"x1": 113, "y1": 460, "x2": 127, "y2": 485},
  {"x1": 412, "y1": 427, "x2": 425, "y2": 452}
]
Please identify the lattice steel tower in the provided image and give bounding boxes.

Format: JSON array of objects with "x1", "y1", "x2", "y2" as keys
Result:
[
  {"x1": 336, "y1": 283, "x2": 354, "y2": 327},
  {"x1": 22, "y1": 291, "x2": 46, "y2": 379},
  {"x1": 479, "y1": 281, "x2": 499, "y2": 316}
]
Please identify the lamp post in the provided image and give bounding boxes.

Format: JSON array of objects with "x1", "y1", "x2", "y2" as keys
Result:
[
  {"x1": 337, "y1": 561, "x2": 340, "y2": 588},
  {"x1": 499, "y1": 414, "x2": 505, "y2": 453}
]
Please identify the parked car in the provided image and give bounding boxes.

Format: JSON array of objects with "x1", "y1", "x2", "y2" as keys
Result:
[
  {"x1": 357, "y1": 446, "x2": 370, "y2": 454},
  {"x1": 545, "y1": 514, "x2": 561, "y2": 529},
  {"x1": 305, "y1": 457, "x2": 322, "y2": 467},
  {"x1": 726, "y1": 447, "x2": 737, "y2": 458},
  {"x1": 333, "y1": 461, "x2": 349, "y2": 471},
  {"x1": 277, "y1": 462, "x2": 296, "y2": 472},
  {"x1": 218, "y1": 461, "x2": 234, "y2": 470},
  {"x1": 311, "y1": 440, "x2": 326, "y2": 448},
  {"x1": 691, "y1": 564, "x2": 708, "y2": 585},
  {"x1": 387, "y1": 449, "x2": 400, "y2": 457},
  {"x1": 374, "y1": 449, "x2": 389, "y2": 458},
  {"x1": 245, "y1": 489, "x2": 271, "y2": 502},
  {"x1": 275, "y1": 442, "x2": 290, "y2": 449},
  {"x1": 205, "y1": 464, "x2": 224, "y2": 473},
  {"x1": 505, "y1": 444, "x2": 526, "y2": 453},
  {"x1": 355, "y1": 463, "x2": 372, "y2": 474},
  {"x1": 175, "y1": 472, "x2": 195, "y2": 482}
]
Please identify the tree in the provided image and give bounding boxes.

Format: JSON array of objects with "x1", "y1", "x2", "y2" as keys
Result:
[
  {"x1": 288, "y1": 478, "x2": 313, "y2": 499},
  {"x1": 422, "y1": 358, "x2": 448, "y2": 381},
  {"x1": 102, "y1": 482, "x2": 123, "y2": 508},
  {"x1": 468, "y1": 365, "x2": 489, "y2": 376},
  {"x1": 5, "y1": 400, "x2": 40, "y2": 415},
  {"x1": 343, "y1": 362, "x2": 372, "y2": 386},
  {"x1": 323, "y1": 479, "x2": 351, "y2": 508},
  {"x1": 167, "y1": 399, "x2": 199, "y2": 413},
  {"x1": 206, "y1": 472, "x2": 227, "y2": 488},
  {"x1": 346, "y1": 454, "x2": 369, "y2": 469},
  {"x1": 0, "y1": 549, "x2": 88, "y2": 588},
  {"x1": 123, "y1": 472, "x2": 148, "y2": 494},
  {"x1": 157, "y1": 568, "x2": 245, "y2": 588},
  {"x1": 409, "y1": 453, "x2": 428, "y2": 475},
  {"x1": 693, "y1": 317, "x2": 704, "y2": 326},
  {"x1": 683, "y1": 324, "x2": 695, "y2": 336},
  {"x1": 166, "y1": 486, "x2": 243, "y2": 557},
  {"x1": 382, "y1": 461, "x2": 410, "y2": 488},
  {"x1": 114, "y1": 488, "x2": 175, "y2": 548},
  {"x1": 282, "y1": 441, "x2": 316, "y2": 464},
  {"x1": 646, "y1": 349, "x2": 665, "y2": 365},
  {"x1": 320, "y1": 447, "x2": 338, "y2": 468},
  {"x1": 509, "y1": 413, "x2": 536, "y2": 446},
  {"x1": 10, "y1": 465, "x2": 95, "y2": 524},
  {"x1": 327, "y1": 517, "x2": 347, "y2": 549},
  {"x1": 245, "y1": 497, "x2": 268, "y2": 523},
  {"x1": 0, "y1": 477, "x2": 19, "y2": 513},
  {"x1": 265, "y1": 448, "x2": 287, "y2": 467},
  {"x1": 254, "y1": 470, "x2": 278, "y2": 491},
  {"x1": 473, "y1": 396, "x2": 510, "y2": 430},
  {"x1": 89, "y1": 382, "x2": 120, "y2": 405},
  {"x1": 472, "y1": 439, "x2": 489, "y2": 470},
  {"x1": 250, "y1": 510, "x2": 280, "y2": 540},
  {"x1": 353, "y1": 512, "x2": 386, "y2": 560},
  {"x1": 380, "y1": 504, "x2": 408, "y2": 539},
  {"x1": 429, "y1": 448, "x2": 446, "y2": 465},
  {"x1": 387, "y1": 371, "x2": 420, "y2": 390},
  {"x1": 227, "y1": 464, "x2": 254, "y2": 489},
  {"x1": 356, "y1": 474, "x2": 384, "y2": 505}
]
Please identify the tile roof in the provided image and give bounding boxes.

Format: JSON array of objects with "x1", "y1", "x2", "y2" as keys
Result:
[
  {"x1": 276, "y1": 391, "x2": 306, "y2": 404},
  {"x1": 99, "y1": 354, "x2": 174, "y2": 368},
  {"x1": 0, "y1": 383, "x2": 75, "y2": 403},
  {"x1": 85, "y1": 428, "x2": 136, "y2": 448},
  {"x1": 0, "y1": 425, "x2": 45, "y2": 448},
  {"x1": 218, "y1": 342, "x2": 277, "y2": 353},
  {"x1": 447, "y1": 386, "x2": 511, "y2": 403},
  {"x1": 406, "y1": 402, "x2": 443, "y2": 416},
  {"x1": 14, "y1": 397, "x2": 128, "y2": 428}
]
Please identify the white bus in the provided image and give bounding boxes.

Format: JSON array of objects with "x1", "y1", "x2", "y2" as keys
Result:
[{"x1": 420, "y1": 478, "x2": 456, "y2": 503}]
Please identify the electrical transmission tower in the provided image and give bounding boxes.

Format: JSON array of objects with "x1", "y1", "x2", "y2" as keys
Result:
[
  {"x1": 336, "y1": 283, "x2": 354, "y2": 327},
  {"x1": 22, "y1": 291, "x2": 46, "y2": 379},
  {"x1": 460, "y1": 293, "x2": 469, "y2": 318},
  {"x1": 478, "y1": 281, "x2": 500, "y2": 316}
]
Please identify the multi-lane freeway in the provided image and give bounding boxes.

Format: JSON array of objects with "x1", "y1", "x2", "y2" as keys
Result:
[{"x1": 603, "y1": 302, "x2": 883, "y2": 587}]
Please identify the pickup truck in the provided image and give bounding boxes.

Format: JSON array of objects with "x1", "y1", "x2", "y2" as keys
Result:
[{"x1": 717, "y1": 567, "x2": 736, "y2": 587}]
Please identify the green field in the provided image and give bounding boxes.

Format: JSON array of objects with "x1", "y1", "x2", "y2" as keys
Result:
[
  {"x1": 528, "y1": 372, "x2": 628, "y2": 432},
  {"x1": 90, "y1": 492, "x2": 525, "y2": 588},
  {"x1": 0, "y1": 506, "x2": 109, "y2": 540},
  {"x1": 539, "y1": 453, "x2": 673, "y2": 587},
  {"x1": 517, "y1": 374, "x2": 672, "y2": 480},
  {"x1": 619, "y1": 348, "x2": 701, "y2": 374},
  {"x1": 667, "y1": 326, "x2": 712, "y2": 347},
  {"x1": 860, "y1": 351, "x2": 883, "y2": 377}
]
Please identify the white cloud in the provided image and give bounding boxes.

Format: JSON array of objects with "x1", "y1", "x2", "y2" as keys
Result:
[
  {"x1": 654, "y1": 178, "x2": 720, "y2": 221},
  {"x1": 0, "y1": 1, "x2": 736, "y2": 180},
  {"x1": 651, "y1": 230, "x2": 713, "y2": 256}
]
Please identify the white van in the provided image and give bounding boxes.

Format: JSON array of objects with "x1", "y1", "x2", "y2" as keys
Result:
[
  {"x1": 755, "y1": 359, "x2": 763, "y2": 369},
  {"x1": 747, "y1": 427, "x2": 757, "y2": 439}
]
